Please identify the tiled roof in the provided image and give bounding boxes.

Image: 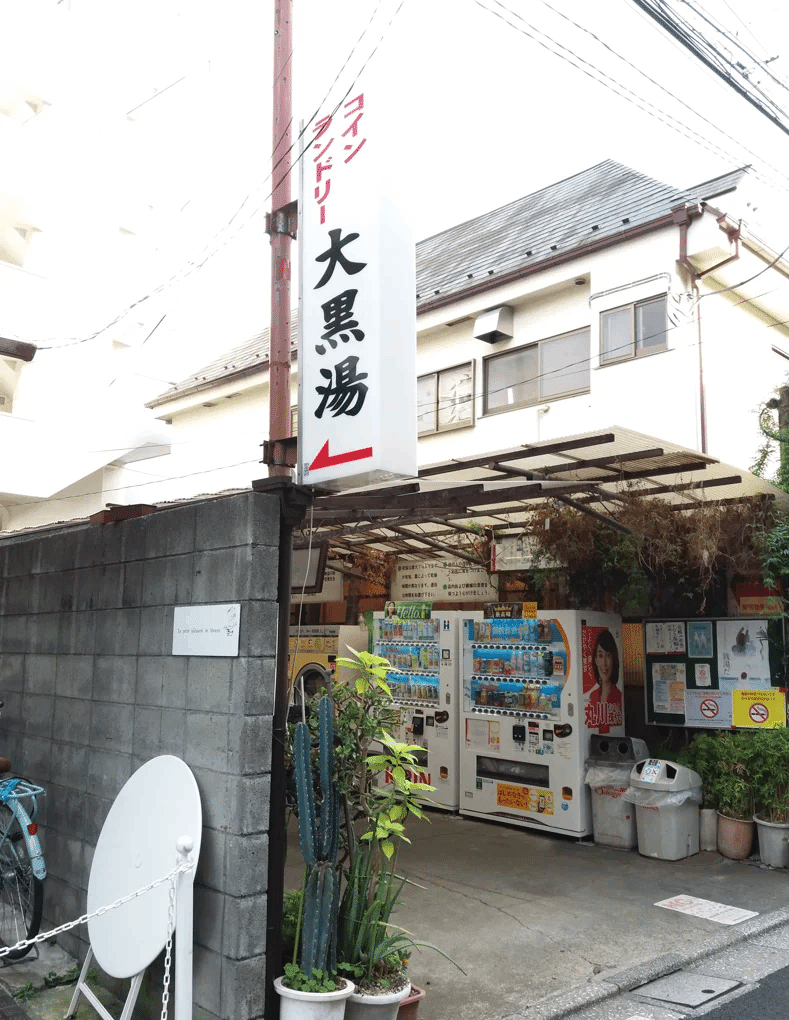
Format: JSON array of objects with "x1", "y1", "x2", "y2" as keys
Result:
[
  {"x1": 149, "y1": 160, "x2": 745, "y2": 407},
  {"x1": 415, "y1": 159, "x2": 745, "y2": 306}
]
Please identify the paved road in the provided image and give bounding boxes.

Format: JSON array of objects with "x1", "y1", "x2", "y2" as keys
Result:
[{"x1": 702, "y1": 962, "x2": 789, "y2": 1019}]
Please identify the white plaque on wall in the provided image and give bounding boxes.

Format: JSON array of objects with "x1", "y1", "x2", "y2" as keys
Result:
[{"x1": 172, "y1": 604, "x2": 241, "y2": 657}]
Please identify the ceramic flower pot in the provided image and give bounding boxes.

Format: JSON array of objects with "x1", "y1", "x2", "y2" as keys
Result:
[
  {"x1": 274, "y1": 976, "x2": 355, "y2": 1020},
  {"x1": 396, "y1": 984, "x2": 425, "y2": 1020},
  {"x1": 716, "y1": 812, "x2": 754, "y2": 860},
  {"x1": 754, "y1": 815, "x2": 789, "y2": 869},
  {"x1": 699, "y1": 807, "x2": 718, "y2": 852},
  {"x1": 345, "y1": 982, "x2": 411, "y2": 1020}
]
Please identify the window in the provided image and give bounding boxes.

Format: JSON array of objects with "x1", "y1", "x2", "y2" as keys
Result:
[
  {"x1": 417, "y1": 362, "x2": 474, "y2": 435},
  {"x1": 600, "y1": 295, "x2": 667, "y2": 364},
  {"x1": 483, "y1": 328, "x2": 589, "y2": 414}
]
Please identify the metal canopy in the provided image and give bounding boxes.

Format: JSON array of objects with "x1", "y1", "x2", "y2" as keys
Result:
[{"x1": 293, "y1": 426, "x2": 788, "y2": 561}]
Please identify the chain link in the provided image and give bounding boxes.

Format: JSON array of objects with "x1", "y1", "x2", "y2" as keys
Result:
[
  {"x1": 160, "y1": 870, "x2": 177, "y2": 1020},
  {"x1": 0, "y1": 859, "x2": 195, "y2": 959}
]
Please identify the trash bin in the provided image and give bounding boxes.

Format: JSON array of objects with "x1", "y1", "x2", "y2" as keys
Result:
[
  {"x1": 624, "y1": 759, "x2": 702, "y2": 860},
  {"x1": 584, "y1": 735, "x2": 649, "y2": 849}
]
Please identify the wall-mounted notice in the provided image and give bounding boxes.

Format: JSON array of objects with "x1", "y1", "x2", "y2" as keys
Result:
[
  {"x1": 173, "y1": 604, "x2": 241, "y2": 657},
  {"x1": 717, "y1": 620, "x2": 771, "y2": 686},
  {"x1": 652, "y1": 663, "x2": 686, "y2": 714},
  {"x1": 731, "y1": 688, "x2": 786, "y2": 728},
  {"x1": 645, "y1": 621, "x2": 686, "y2": 655},
  {"x1": 392, "y1": 558, "x2": 498, "y2": 602},
  {"x1": 685, "y1": 690, "x2": 731, "y2": 728}
]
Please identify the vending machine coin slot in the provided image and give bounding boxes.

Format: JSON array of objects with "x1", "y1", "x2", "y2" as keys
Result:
[
  {"x1": 512, "y1": 724, "x2": 526, "y2": 747},
  {"x1": 412, "y1": 716, "x2": 424, "y2": 736}
]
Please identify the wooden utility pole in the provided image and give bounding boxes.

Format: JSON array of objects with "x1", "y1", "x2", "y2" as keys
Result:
[{"x1": 266, "y1": 0, "x2": 297, "y2": 476}]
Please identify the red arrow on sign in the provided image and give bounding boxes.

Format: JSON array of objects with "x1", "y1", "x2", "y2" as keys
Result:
[{"x1": 310, "y1": 440, "x2": 373, "y2": 471}]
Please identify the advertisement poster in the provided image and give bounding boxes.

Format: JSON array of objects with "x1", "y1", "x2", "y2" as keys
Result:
[
  {"x1": 582, "y1": 625, "x2": 623, "y2": 734},
  {"x1": 717, "y1": 620, "x2": 771, "y2": 685},
  {"x1": 685, "y1": 690, "x2": 732, "y2": 728},
  {"x1": 687, "y1": 621, "x2": 713, "y2": 658},
  {"x1": 645, "y1": 621, "x2": 686, "y2": 655},
  {"x1": 731, "y1": 689, "x2": 786, "y2": 728},
  {"x1": 652, "y1": 663, "x2": 687, "y2": 713}
]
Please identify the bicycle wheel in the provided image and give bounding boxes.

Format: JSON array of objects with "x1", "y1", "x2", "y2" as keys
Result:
[{"x1": 0, "y1": 804, "x2": 43, "y2": 960}]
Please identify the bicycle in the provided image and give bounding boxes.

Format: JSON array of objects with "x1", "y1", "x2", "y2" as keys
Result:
[{"x1": 0, "y1": 702, "x2": 46, "y2": 960}]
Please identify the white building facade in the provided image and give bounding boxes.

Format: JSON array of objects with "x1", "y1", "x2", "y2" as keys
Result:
[{"x1": 7, "y1": 160, "x2": 789, "y2": 531}]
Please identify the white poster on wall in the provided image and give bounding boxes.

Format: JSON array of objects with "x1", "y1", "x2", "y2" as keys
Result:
[
  {"x1": 173, "y1": 604, "x2": 241, "y2": 657},
  {"x1": 391, "y1": 558, "x2": 498, "y2": 602}
]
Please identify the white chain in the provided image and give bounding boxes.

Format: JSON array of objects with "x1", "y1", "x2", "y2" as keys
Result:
[
  {"x1": 159, "y1": 870, "x2": 177, "y2": 1020},
  {"x1": 0, "y1": 860, "x2": 195, "y2": 959}
]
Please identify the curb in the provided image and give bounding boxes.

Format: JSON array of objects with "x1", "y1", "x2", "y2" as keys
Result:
[{"x1": 500, "y1": 903, "x2": 789, "y2": 1020}]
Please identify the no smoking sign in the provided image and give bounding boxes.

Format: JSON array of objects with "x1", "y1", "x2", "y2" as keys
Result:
[
  {"x1": 700, "y1": 699, "x2": 719, "y2": 719},
  {"x1": 748, "y1": 702, "x2": 769, "y2": 724}
]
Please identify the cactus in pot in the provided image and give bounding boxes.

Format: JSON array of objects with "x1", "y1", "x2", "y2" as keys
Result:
[{"x1": 290, "y1": 694, "x2": 341, "y2": 980}]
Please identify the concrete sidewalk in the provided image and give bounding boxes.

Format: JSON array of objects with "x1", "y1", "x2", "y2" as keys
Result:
[
  {"x1": 285, "y1": 811, "x2": 789, "y2": 1020},
  {"x1": 2, "y1": 809, "x2": 787, "y2": 1020}
]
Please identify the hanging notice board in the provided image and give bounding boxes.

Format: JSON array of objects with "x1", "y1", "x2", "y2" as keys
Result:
[{"x1": 644, "y1": 618, "x2": 785, "y2": 728}]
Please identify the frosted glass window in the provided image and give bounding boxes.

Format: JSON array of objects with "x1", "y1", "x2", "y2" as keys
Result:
[
  {"x1": 541, "y1": 330, "x2": 590, "y2": 398},
  {"x1": 485, "y1": 345, "x2": 538, "y2": 412},
  {"x1": 418, "y1": 363, "x2": 474, "y2": 434}
]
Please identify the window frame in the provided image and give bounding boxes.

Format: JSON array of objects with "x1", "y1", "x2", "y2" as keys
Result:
[
  {"x1": 599, "y1": 294, "x2": 668, "y2": 366},
  {"x1": 417, "y1": 361, "x2": 475, "y2": 436},
  {"x1": 482, "y1": 326, "x2": 590, "y2": 416}
]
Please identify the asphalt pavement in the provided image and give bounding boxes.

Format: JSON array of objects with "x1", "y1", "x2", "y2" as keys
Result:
[
  {"x1": 1, "y1": 808, "x2": 788, "y2": 1020},
  {"x1": 285, "y1": 810, "x2": 789, "y2": 1020}
]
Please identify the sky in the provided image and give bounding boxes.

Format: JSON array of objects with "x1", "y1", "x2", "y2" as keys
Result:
[{"x1": 5, "y1": 0, "x2": 789, "y2": 389}]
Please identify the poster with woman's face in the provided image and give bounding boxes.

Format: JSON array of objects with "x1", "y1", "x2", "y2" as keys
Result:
[{"x1": 582, "y1": 625, "x2": 623, "y2": 733}]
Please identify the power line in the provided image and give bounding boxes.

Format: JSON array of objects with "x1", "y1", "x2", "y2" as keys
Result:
[
  {"x1": 26, "y1": 0, "x2": 406, "y2": 353},
  {"x1": 530, "y1": 0, "x2": 789, "y2": 192},
  {"x1": 474, "y1": 0, "x2": 789, "y2": 193},
  {"x1": 630, "y1": 0, "x2": 789, "y2": 138}
]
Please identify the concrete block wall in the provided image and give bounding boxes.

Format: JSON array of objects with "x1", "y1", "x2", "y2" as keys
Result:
[{"x1": 0, "y1": 491, "x2": 281, "y2": 1020}]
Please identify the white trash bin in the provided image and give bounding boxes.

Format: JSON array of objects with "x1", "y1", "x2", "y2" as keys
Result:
[
  {"x1": 584, "y1": 735, "x2": 649, "y2": 849},
  {"x1": 624, "y1": 759, "x2": 702, "y2": 861}
]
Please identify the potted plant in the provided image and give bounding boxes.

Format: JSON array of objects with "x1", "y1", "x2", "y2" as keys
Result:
[
  {"x1": 706, "y1": 730, "x2": 756, "y2": 860},
  {"x1": 329, "y1": 649, "x2": 462, "y2": 1020},
  {"x1": 750, "y1": 727, "x2": 789, "y2": 868},
  {"x1": 275, "y1": 695, "x2": 355, "y2": 1020},
  {"x1": 680, "y1": 733, "x2": 721, "y2": 851}
]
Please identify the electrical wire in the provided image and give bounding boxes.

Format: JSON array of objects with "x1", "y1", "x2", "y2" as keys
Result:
[
  {"x1": 6, "y1": 281, "x2": 788, "y2": 521},
  {"x1": 529, "y1": 0, "x2": 789, "y2": 193},
  {"x1": 24, "y1": 0, "x2": 406, "y2": 353},
  {"x1": 473, "y1": 0, "x2": 789, "y2": 194}
]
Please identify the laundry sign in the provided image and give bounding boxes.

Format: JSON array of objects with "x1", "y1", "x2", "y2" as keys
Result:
[{"x1": 298, "y1": 83, "x2": 416, "y2": 489}]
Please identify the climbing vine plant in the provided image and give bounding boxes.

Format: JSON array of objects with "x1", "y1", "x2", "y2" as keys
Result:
[{"x1": 518, "y1": 492, "x2": 775, "y2": 615}]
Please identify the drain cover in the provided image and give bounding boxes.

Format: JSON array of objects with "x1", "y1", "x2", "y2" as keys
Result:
[{"x1": 635, "y1": 972, "x2": 740, "y2": 1007}]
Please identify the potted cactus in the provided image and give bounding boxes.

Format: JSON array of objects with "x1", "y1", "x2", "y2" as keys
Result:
[{"x1": 275, "y1": 695, "x2": 355, "y2": 1020}]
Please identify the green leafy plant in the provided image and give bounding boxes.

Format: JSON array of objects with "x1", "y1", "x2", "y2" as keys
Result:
[
  {"x1": 679, "y1": 732, "x2": 722, "y2": 809},
  {"x1": 280, "y1": 963, "x2": 343, "y2": 993},
  {"x1": 284, "y1": 649, "x2": 463, "y2": 997},
  {"x1": 706, "y1": 731, "x2": 755, "y2": 821},
  {"x1": 14, "y1": 982, "x2": 36, "y2": 1003},
  {"x1": 331, "y1": 650, "x2": 463, "y2": 993},
  {"x1": 749, "y1": 728, "x2": 789, "y2": 823}
]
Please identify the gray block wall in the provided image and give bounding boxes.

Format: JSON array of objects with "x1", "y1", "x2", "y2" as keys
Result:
[{"x1": 0, "y1": 491, "x2": 281, "y2": 1020}]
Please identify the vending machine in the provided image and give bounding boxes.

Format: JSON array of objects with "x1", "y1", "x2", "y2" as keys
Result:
[
  {"x1": 372, "y1": 611, "x2": 478, "y2": 811},
  {"x1": 458, "y1": 611, "x2": 623, "y2": 838}
]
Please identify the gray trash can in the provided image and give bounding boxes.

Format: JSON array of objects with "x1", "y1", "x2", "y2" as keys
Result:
[
  {"x1": 584, "y1": 735, "x2": 649, "y2": 849},
  {"x1": 624, "y1": 759, "x2": 702, "y2": 860}
]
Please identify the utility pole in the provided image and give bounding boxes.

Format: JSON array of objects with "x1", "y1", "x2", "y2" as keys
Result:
[{"x1": 266, "y1": 0, "x2": 297, "y2": 476}]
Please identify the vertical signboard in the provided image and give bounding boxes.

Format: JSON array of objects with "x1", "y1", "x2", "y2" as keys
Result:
[{"x1": 298, "y1": 85, "x2": 417, "y2": 489}]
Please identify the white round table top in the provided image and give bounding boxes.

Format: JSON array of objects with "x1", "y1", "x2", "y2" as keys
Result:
[{"x1": 87, "y1": 756, "x2": 202, "y2": 978}]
